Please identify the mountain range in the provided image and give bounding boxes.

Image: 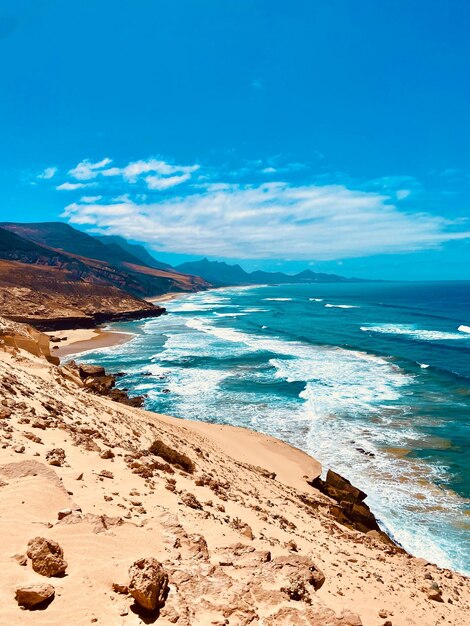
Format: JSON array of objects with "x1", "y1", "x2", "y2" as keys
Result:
[
  {"x1": 0, "y1": 222, "x2": 208, "y2": 329},
  {"x1": 0, "y1": 221, "x2": 363, "y2": 328},
  {"x1": 176, "y1": 258, "x2": 361, "y2": 286}
]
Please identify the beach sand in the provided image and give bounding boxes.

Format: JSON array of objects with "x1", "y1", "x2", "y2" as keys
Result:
[
  {"x1": 46, "y1": 328, "x2": 135, "y2": 358},
  {"x1": 0, "y1": 320, "x2": 469, "y2": 624},
  {"x1": 0, "y1": 343, "x2": 469, "y2": 624}
]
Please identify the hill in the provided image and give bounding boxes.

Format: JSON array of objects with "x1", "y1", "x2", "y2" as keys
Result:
[
  {"x1": 96, "y1": 234, "x2": 173, "y2": 271},
  {"x1": 176, "y1": 258, "x2": 361, "y2": 286},
  {"x1": 0, "y1": 223, "x2": 210, "y2": 299}
]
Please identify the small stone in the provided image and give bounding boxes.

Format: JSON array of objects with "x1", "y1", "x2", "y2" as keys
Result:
[
  {"x1": 379, "y1": 610, "x2": 388, "y2": 618},
  {"x1": 15, "y1": 583, "x2": 55, "y2": 609},
  {"x1": 11, "y1": 553, "x2": 27, "y2": 566},
  {"x1": 14, "y1": 444, "x2": 25, "y2": 454},
  {"x1": 112, "y1": 582, "x2": 128, "y2": 594},
  {"x1": 45, "y1": 448, "x2": 66, "y2": 467},
  {"x1": 128, "y1": 557, "x2": 169, "y2": 611},
  {"x1": 58, "y1": 508, "x2": 73, "y2": 520},
  {"x1": 27, "y1": 537, "x2": 67, "y2": 577},
  {"x1": 99, "y1": 470, "x2": 114, "y2": 479},
  {"x1": 100, "y1": 449, "x2": 115, "y2": 460},
  {"x1": 427, "y1": 586, "x2": 443, "y2": 602},
  {"x1": 75, "y1": 472, "x2": 84, "y2": 481}
]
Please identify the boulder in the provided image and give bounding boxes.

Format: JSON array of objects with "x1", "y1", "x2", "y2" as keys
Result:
[
  {"x1": 15, "y1": 583, "x2": 55, "y2": 608},
  {"x1": 45, "y1": 448, "x2": 66, "y2": 467},
  {"x1": 128, "y1": 557, "x2": 169, "y2": 611},
  {"x1": 26, "y1": 537, "x2": 67, "y2": 577},
  {"x1": 78, "y1": 364, "x2": 106, "y2": 379}
]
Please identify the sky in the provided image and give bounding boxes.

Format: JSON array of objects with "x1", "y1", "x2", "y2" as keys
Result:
[{"x1": 0, "y1": 0, "x2": 469, "y2": 280}]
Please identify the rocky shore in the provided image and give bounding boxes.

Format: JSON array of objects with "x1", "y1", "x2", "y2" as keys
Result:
[{"x1": 0, "y1": 319, "x2": 468, "y2": 625}]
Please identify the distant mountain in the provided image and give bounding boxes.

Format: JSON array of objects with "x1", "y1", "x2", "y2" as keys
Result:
[
  {"x1": 176, "y1": 258, "x2": 361, "y2": 286},
  {"x1": 176, "y1": 258, "x2": 251, "y2": 286},
  {"x1": 0, "y1": 222, "x2": 210, "y2": 298},
  {"x1": 95, "y1": 234, "x2": 173, "y2": 271},
  {"x1": 1, "y1": 222, "x2": 145, "y2": 268}
]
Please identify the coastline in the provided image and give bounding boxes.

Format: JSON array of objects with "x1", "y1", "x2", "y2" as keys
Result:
[
  {"x1": 1, "y1": 332, "x2": 469, "y2": 624},
  {"x1": 47, "y1": 328, "x2": 136, "y2": 358},
  {"x1": 56, "y1": 289, "x2": 197, "y2": 358}
]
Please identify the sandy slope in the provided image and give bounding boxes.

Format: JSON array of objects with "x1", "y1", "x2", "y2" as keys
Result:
[{"x1": 0, "y1": 346, "x2": 468, "y2": 625}]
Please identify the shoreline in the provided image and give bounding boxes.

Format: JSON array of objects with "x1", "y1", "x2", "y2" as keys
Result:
[
  {"x1": 47, "y1": 328, "x2": 136, "y2": 359},
  {"x1": 56, "y1": 288, "x2": 205, "y2": 358}
]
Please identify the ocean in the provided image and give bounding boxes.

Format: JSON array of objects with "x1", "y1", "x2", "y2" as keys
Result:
[{"x1": 75, "y1": 281, "x2": 470, "y2": 575}]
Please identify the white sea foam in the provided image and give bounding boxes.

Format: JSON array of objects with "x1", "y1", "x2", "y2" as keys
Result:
[
  {"x1": 325, "y1": 303, "x2": 359, "y2": 309},
  {"x1": 213, "y1": 312, "x2": 247, "y2": 317},
  {"x1": 263, "y1": 297, "x2": 293, "y2": 301},
  {"x1": 420, "y1": 363, "x2": 430, "y2": 369},
  {"x1": 361, "y1": 324, "x2": 467, "y2": 341},
  {"x1": 309, "y1": 298, "x2": 323, "y2": 301},
  {"x1": 458, "y1": 324, "x2": 470, "y2": 334}
]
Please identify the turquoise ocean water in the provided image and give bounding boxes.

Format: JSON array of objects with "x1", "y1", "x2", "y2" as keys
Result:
[{"x1": 75, "y1": 281, "x2": 470, "y2": 574}]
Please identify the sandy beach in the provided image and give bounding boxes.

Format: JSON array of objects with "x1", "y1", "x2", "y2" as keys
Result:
[{"x1": 46, "y1": 328, "x2": 135, "y2": 358}]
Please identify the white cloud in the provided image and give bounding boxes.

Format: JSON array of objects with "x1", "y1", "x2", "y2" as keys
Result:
[
  {"x1": 396, "y1": 189, "x2": 411, "y2": 200},
  {"x1": 69, "y1": 158, "x2": 112, "y2": 180},
  {"x1": 66, "y1": 157, "x2": 199, "y2": 188},
  {"x1": 61, "y1": 181, "x2": 470, "y2": 260},
  {"x1": 145, "y1": 173, "x2": 191, "y2": 190},
  {"x1": 38, "y1": 166, "x2": 57, "y2": 179},
  {"x1": 57, "y1": 182, "x2": 95, "y2": 191},
  {"x1": 80, "y1": 195, "x2": 102, "y2": 203}
]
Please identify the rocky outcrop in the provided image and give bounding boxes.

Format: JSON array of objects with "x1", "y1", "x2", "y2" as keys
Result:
[
  {"x1": 26, "y1": 537, "x2": 68, "y2": 577},
  {"x1": 310, "y1": 469, "x2": 386, "y2": 536},
  {"x1": 0, "y1": 318, "x2": 59, "y2": 365},
  {"x1": 128, "y1": 557, "x2": 169, "y2": 611},
  {"x1": 62, "y1": 360, "x2": 145, "y2": 407},
  {"x1": 15, "y1": 583, "x2": 55, "y2": 609}
]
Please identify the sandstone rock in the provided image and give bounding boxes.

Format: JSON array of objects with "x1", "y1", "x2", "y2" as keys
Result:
[
  {"x1": 14, "y1": 444, "x2": 25, "y2": 453},
  {"x1": 271, "y1": 555, "x2": 325, "y2": 593},
  {"x1": 45, "y1": 448, "x2": 66, "y2": 467},
  {"x1": 98, "y1": 469, "x2": 114, "y2": 479},
  {"x1": 58, "y1": 508, "x2": 73, "y2": 520},
  {"x1": 180, "y1": 491, "x2": 203, "y2": 510},
  {"x1": 0, "y1": 406, "x2": 12, "y2": 419},
  {"x1": 15, "y1": 583, "x2": 55, "y2": 608},
  {"x1": 12, "y1": 553, "x2": 27, "y2": 566},
  {"x1": 128, "y1": 557, "x2": 169, "y2": 611},
  {"x1": 79, "y1": 364, "x2": 106, "y2": 379},
  {"x1": 427, "y1": 585, "x2": 443, "y2": 602},
  {"x1": 148, "y1": 439, "x2": 195, "y2": 473},
  {"x1": 100, "y1": 449, "x2": 115, "y2": 460},
  {"x1": 26, "y1": 536, "x2": 67, "y2": 577}
]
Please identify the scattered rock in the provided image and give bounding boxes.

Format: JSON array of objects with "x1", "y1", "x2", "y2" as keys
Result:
[
  {"x1": 14, "y1": 444, "x2": 25, "y2": 454},
  {"x1": 100, "y1": 449, "x2": 115, "y2": 460},
  {"x1": 180, "y1": 491, "x2": 203, "y2": 510},
  {"x1": 23, "y1": 431, "x2": 43, "y2": 444},
  {"x1": 112, "y1": 582, "x2": 129, "y2": 594},
  {"x1": 148, "y1": 439, "x2": 195, "y2": 474},
  {"x1": 98, "y1": 469, "x2": 114, "y2": 479},
  {"x1": 128, "y1": 557, "x2": 169, "y2": 611},
  {"x1": 427, "y1": 584, "x2": 443, "y2": 602},
  {"x1": 11, "y1": 553, "x2": 27, "y2": 566},
  {"x1": 45, "y1": 448, "x2": 66, "y2": 467},
  {"x1": 15, "y1": 583, "x2": 55, "y2": 609},
  {"x1": 58, "y1": 508, "x2": 73, "y2": 520},
  {"x1": 78, "y1": 364, "x2": 106, "y2": 379},
  {"x1": 26, "y1": 537, "x2": 67, "y2": 577}
]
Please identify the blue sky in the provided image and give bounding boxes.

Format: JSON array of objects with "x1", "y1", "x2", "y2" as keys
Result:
[{"x1": 1, "y1": 0, "x2": 469, "y2": 279}]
